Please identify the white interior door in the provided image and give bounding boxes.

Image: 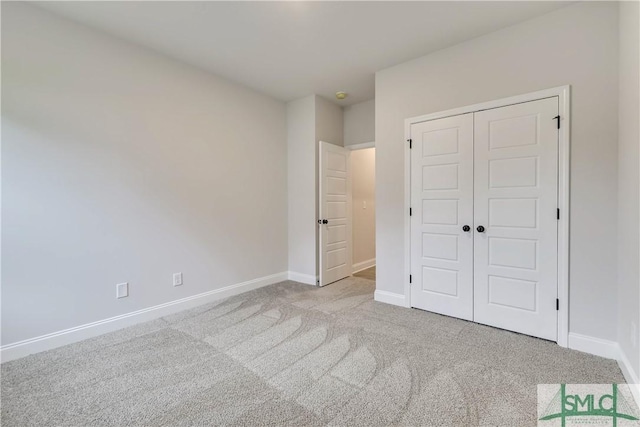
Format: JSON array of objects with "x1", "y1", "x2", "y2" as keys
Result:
[
  {"x1": 319, "y1": 141, "x2": 352, "y2": 287},
  {"x1": 473, "y1": 97, "x2": 559, "y2": 341},
  {"x1": 410, "y1": 114, "x2": 474, "y2": 320}
]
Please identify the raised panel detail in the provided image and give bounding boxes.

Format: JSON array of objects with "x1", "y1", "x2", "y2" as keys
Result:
[
  {"x1": 422, "y1": 128, "x2": 459, "y2": 157},
  {"x1": 327, "y1": 152, "x2": 346, "y2": 172},
  {"x1": 422, "y1": 233, "x2": 458, "y2": 261},
  {"x1": 423, "y1": 164, "x2": 458, "y2": 190},
  {"x1": 422, "y1": 266, "x2": 458, "y2": 296},
  {"x1": 489, "y1": 157, "x2": 537, "y2": 188},
  {"x1": 488, "y1": 276, "x2": 537, "y2": 311},
  {"x1": 327, "y1": 248, "x2": 347, "y2": 270},
  {"x1": 422, "y1": 199, "x2": 458, "y2": 225},
  {"x1": 327, "y1": 177, "x2": 346, "y2": 195},
  {"x1": 489, "y1": 198, "x2": 537, "y2": 228},
  {"x1": 327, "y1": 201, "x2": 346, "y2": 220},
  {"x1": 489, "y1": 237, "x2": 537, "y2": 270},
  {"x1": 327, "y1": 225, "x2": 346, "y2": 244},
  {"x1": 489, "y1": 114, "x2": 538, "y2": 150}
]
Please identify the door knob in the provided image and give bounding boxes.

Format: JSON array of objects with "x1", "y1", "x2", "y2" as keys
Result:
[
  {"x1": 476, "y1": 225, "x2": 485, "y2": 233},
  {"x1": 322, "y1": 219, "x2": 328, "y2": 224},
  {"x1": 462, "y1": 225, "x2": 470, "y2": 232}
]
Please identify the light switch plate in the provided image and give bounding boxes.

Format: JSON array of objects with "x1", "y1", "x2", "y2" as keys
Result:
[
  {"x1": 116, "y1": 282, "x2": 129, "y2": 299},
  {"x1": 173, "y1": 272, "x2": 183, "y2": 287}
]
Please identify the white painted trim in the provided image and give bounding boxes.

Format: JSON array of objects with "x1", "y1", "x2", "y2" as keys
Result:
[
  {"x1": 352, "y1": 259, "x2": 376, "y2": 274},
  {"x1": 0, "y1": 271, "x2": 288, "y2": 363},
  {"x1": 567, "y1": 333, "x2": 619, "y2": 359},
  {"x1": 374, "y1": 290, "x2": 407, "y2": 307},
  {"x1": 618, "y1": 344, "x2": 640, "y2": 408},
  {"x1": 404, "y1": 115, "x2": 412, "y2": 312},
  {"x1": 318, "y1": 140, "x2": 325, "y2": 287},
  {"x1": 568, "y1": 335, "x2": 640, "y2": 408},
  {"x1": 556, "y1": 86, "x2": 571, "y2": 348},
  {"x1": 288, "y1": 271, "x2": 318, "y2": 286},
  {"x1": 345, "y1": 141, "x2": 375, "y2": 150},
  {"x1": 403, "y1": 85, "x2": 571, "y2": 347},
  {"x1": 406, "y1": 86, "x2": 570, "y2": 124}
]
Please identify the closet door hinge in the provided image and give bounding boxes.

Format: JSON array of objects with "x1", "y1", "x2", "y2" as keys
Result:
[
  {"x1": 409, "y1": 275, "x2": 412, "y2": 284},
  {"x1": 407, "y1": 138, "x2": 412, "y2": 149},
  {"x1": 553, "y1": 115, "x2": 561, "y2": 129},
  {"x1": 409, "y1": 207, "x2": 412, "y2": 216},
  {"x1": 556, "y1": 299, "x2": 559, "y2": 311},
  {"x1": 557, "y1": 208, "x2": 560, "y2": 220}
]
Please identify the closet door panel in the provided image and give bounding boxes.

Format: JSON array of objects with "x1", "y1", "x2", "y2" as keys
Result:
[
  {"x1": 473, "y1": 97, "x2": 559, "y2": 341},
  {"x1": 410, "y1": 114, "x2": 474, "y2": 320}
]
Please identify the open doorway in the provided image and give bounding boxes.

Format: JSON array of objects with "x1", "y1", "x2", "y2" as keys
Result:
[
  {"x1": 350, "y1": 144, "x2": 375, "y2": 281},
  {"x1": 317, "y1": 98, "x2": 376, "y2": 287},
  {"x1": 317, "y1": 141, "x2": 375, "y2": 286}
]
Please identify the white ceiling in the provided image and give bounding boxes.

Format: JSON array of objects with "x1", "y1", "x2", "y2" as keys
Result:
[{"x1": 36, "y1": 1, "x2": 572, "y2": 106}]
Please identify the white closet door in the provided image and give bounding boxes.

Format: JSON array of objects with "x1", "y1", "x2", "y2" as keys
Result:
[
  {"x1": 473, "y1": 97, "x2": 559, "y2": 341},
  {"x1": 410, "y1": 114, "x2": 474, "y2": 320}
]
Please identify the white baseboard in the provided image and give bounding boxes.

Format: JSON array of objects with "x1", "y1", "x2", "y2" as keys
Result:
[
  {"x1": 288, "y1": 271, "x2": 317, "y2": 286},
  {"x1": 567, "y1": 332, "x2": 619, "y2": 359},
  {"x1": 548, "y1": 333, "x2": 640, "y2": 408},
  {"x1": 617, "y1": 344, "x2": 640, "y2": 408},
  {"x1": 374, "y1": 290, "x2": 407, "y2": 307},
  {"x1": 352, "y1": 258, "x2": 376, "y2": 274},
  {"x1": 0, "y1": 271, "x2": 288, "y2": 363}
]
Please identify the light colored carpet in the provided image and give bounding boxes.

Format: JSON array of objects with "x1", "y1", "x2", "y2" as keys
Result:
[
  {"x1": 1, "y1": 277, "x2": 625, "y2": 426},
  {"x1": 353, "y1": 266, "x2": 375, "y2": 281}
]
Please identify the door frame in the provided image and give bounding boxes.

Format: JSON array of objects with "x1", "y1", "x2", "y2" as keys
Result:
[{"x1": 403, "y1": 85, "x2": 571, "y2": 347}]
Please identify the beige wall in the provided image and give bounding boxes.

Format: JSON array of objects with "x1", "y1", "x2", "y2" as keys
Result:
[
  {"x1": 351, "y1": 148, "x2": 376, "y2": 267},
  {"x1": 376, "y1": 2, "x2": 619, "y2": 340},
  {"x1": 315, "y1": 96, "x2": 344, "y2": 277},
  {"x1": 316, "y1": 96, "x2": 344, "y2": 147},
  {"x1": 287, "y1": 95, "x2": 343, "y2": 281},
  {"x1": 287, "y1": 95, "x2": 317, "y2": 280},
  {"x1": 617, "y1": 0, "x2": 640, "y2": 382},
  {"x1": 2, "y1": 3, "x2": 288, "y2": 345},
  {"x1": 344, "y1": 99, "x2": 375, "y2": 147}
]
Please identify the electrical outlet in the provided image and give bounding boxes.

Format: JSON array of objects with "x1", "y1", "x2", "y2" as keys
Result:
[
  {"x1": 631, "y1": 322, "x2": 638, "y2": 348},
  {"x1": 116, "y1": 282, "x2": 128, "y2": 299},
  {"x1": 173, "y1": 272, "x2": 183, "y2": 287}
]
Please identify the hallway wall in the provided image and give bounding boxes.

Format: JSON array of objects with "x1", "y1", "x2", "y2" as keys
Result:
[{"x1": 351, "y1": 148, "x2": 376, "y2": 270}]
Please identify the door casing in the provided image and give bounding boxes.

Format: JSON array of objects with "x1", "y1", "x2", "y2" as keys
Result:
[{"x1": 403, "y1": 85, "x2": 570, "y2": 347}]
